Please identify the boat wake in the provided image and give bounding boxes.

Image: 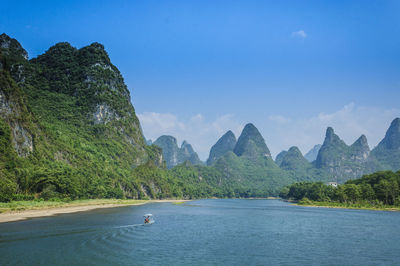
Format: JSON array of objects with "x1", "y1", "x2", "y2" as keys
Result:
[{"x1": 114, "y1": 221, "x2": 154, "y2": 228}]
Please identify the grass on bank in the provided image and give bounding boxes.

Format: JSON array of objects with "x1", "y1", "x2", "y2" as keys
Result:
[
  {"x1": 0, "y1": 199, "x2": 148, "y2": 213},
  {"x1": 296, "y1": 198, "x2": 400, "y2": 211}
]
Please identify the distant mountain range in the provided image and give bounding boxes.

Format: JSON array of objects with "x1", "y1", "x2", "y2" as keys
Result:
[{"x1": 150, "y1": 117, "x2": 400, "y2": 195}]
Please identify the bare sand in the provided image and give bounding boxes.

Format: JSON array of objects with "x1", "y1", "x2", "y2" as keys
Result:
[{"x1": 0, "y1": 200, "x2": 189, "y2": 223}]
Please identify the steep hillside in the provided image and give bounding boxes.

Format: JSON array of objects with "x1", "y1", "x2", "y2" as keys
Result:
[
  {"x1": 233, "y1": 123, "x2": 272, "y2": 159},
  {"x1": 0, "y1": 34, "x2": 178, "y2": 201},
  {"x1": 207, "y1": 130, "x2": 236, "y2": 165},
  {"x1": 315, "y1": 127, "x2": 378, "y2": 183},
  {"x1": 371, "y1": 118, "x2": 400, "y2": 171}
]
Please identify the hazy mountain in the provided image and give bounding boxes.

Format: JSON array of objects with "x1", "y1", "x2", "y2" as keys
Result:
[
  {"x1": 304, "y1": 144, "x2": 322, "y2": 162},
  {"x1": 154, "y1": 136, "x2": 202, "y2": 168},
  {"x1": 207, "y1": 130, "x2": 237, "y2": 165}
]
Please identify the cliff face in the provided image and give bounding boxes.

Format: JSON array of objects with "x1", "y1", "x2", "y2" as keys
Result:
[{"x1": 0, "y1": 34, "x2": 35, "y2": 157}]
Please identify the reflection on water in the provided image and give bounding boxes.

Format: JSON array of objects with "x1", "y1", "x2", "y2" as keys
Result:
[{"x1": 1, "y1": 199, "x2": 400, "y2": 265}]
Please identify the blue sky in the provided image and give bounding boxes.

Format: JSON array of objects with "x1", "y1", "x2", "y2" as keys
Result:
[{"x1": 2, "y1": 0, "x2": 400, "y2": 159}]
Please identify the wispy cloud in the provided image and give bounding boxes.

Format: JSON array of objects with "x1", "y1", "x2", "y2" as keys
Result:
[
  {"x1": 268, "y1": 115, "x2": 291, "y2": 124},
  {"x1": 291, "y1": 30, "x2": 307, "y2": 39}
]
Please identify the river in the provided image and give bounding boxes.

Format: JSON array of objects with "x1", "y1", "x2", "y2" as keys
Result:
[{"x1": 1, "y1": 199, "x2": 399, "y2": 265}]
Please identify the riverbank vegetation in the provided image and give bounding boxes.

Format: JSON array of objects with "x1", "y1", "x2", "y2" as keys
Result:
[{"x1": 280, "y1": 170, "x2": 400, "y2": 210}]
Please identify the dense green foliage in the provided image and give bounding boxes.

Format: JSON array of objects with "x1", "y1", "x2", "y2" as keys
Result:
[
  {"x1": 280, "y1": 171, "x2": 400, "y2": 206},
  {"x1": 0, "y1": 34, "x2": 191, "y2": 202},
  {"x1": 214, "y1": 152, "x2": 291, "y2": 197}
]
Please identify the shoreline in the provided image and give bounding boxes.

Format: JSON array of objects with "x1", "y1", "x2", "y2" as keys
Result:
[
  {"x1": 293, "y1": 203, "x2": 400, "y2": 212},
  {"x1": 0, "y1": 199, "x2": 189, "y2": 223}
]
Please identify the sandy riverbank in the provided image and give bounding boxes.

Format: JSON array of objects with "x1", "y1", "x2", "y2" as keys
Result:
[{"x1": 0, "y1": 199, "x2": 189, "y2": 223}]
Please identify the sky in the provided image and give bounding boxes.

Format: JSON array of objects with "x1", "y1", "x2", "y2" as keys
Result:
[{"x1": 1, "y1": 0, "x2": 400, "y2": 160}]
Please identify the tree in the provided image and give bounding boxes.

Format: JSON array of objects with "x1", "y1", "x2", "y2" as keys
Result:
[
  {"x1": 343, "y1": 184, "x2": 361, "y2": 203},
  {"x1": 360, "y1": 183, "x2": 375, "y2": 202}
]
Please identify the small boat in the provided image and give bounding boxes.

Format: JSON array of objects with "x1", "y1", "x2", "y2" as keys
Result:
[{"x1": 143, "y1": 214, "x2": 154, "y2": 224}]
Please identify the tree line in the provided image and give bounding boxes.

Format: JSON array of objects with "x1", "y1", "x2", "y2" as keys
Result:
[{"x1": 280, "y1": 170, "x2": 400, "y2": 206}]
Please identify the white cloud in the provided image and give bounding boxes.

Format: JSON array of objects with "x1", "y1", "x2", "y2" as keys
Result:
[
  {"x1": 138, "y1": 112, "x2": 244, "y2": 160},
  {"x1": 291, "y1": 30, "x2": 307, "y2": 39},
  {"x1": 268, "y1": 115, "x2": 291, "y2": 124}
]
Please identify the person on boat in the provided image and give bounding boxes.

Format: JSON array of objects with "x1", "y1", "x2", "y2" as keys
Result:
[{"x1": 144, "y1": 216, "x2": 150, "y2": 224}]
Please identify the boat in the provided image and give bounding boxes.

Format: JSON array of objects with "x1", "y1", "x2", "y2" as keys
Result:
[{"x1": 143, "y1": 214, "x2": 154, "y2": 224}]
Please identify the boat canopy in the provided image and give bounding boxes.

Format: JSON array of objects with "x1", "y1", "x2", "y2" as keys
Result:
[{"x1": 144, "y1": 214, "x2": 152, "y2": 217}]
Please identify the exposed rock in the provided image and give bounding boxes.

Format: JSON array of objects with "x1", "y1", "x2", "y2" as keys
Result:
[
  {"x1": 0, "y1": 90, "x2": 12, "y2": 115},
  {"x1": 9, "y1": 121, "x2": 33, "y2": 157},
  {"x1": 0, "y1": 33, "x2": 28, "y2": 60},
  {"x1": 0, "y1": 83, "x2": 33, "y2": 157},
  {"x1": 93, "y1": 104, "x2": 120, "y2": 124}
]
